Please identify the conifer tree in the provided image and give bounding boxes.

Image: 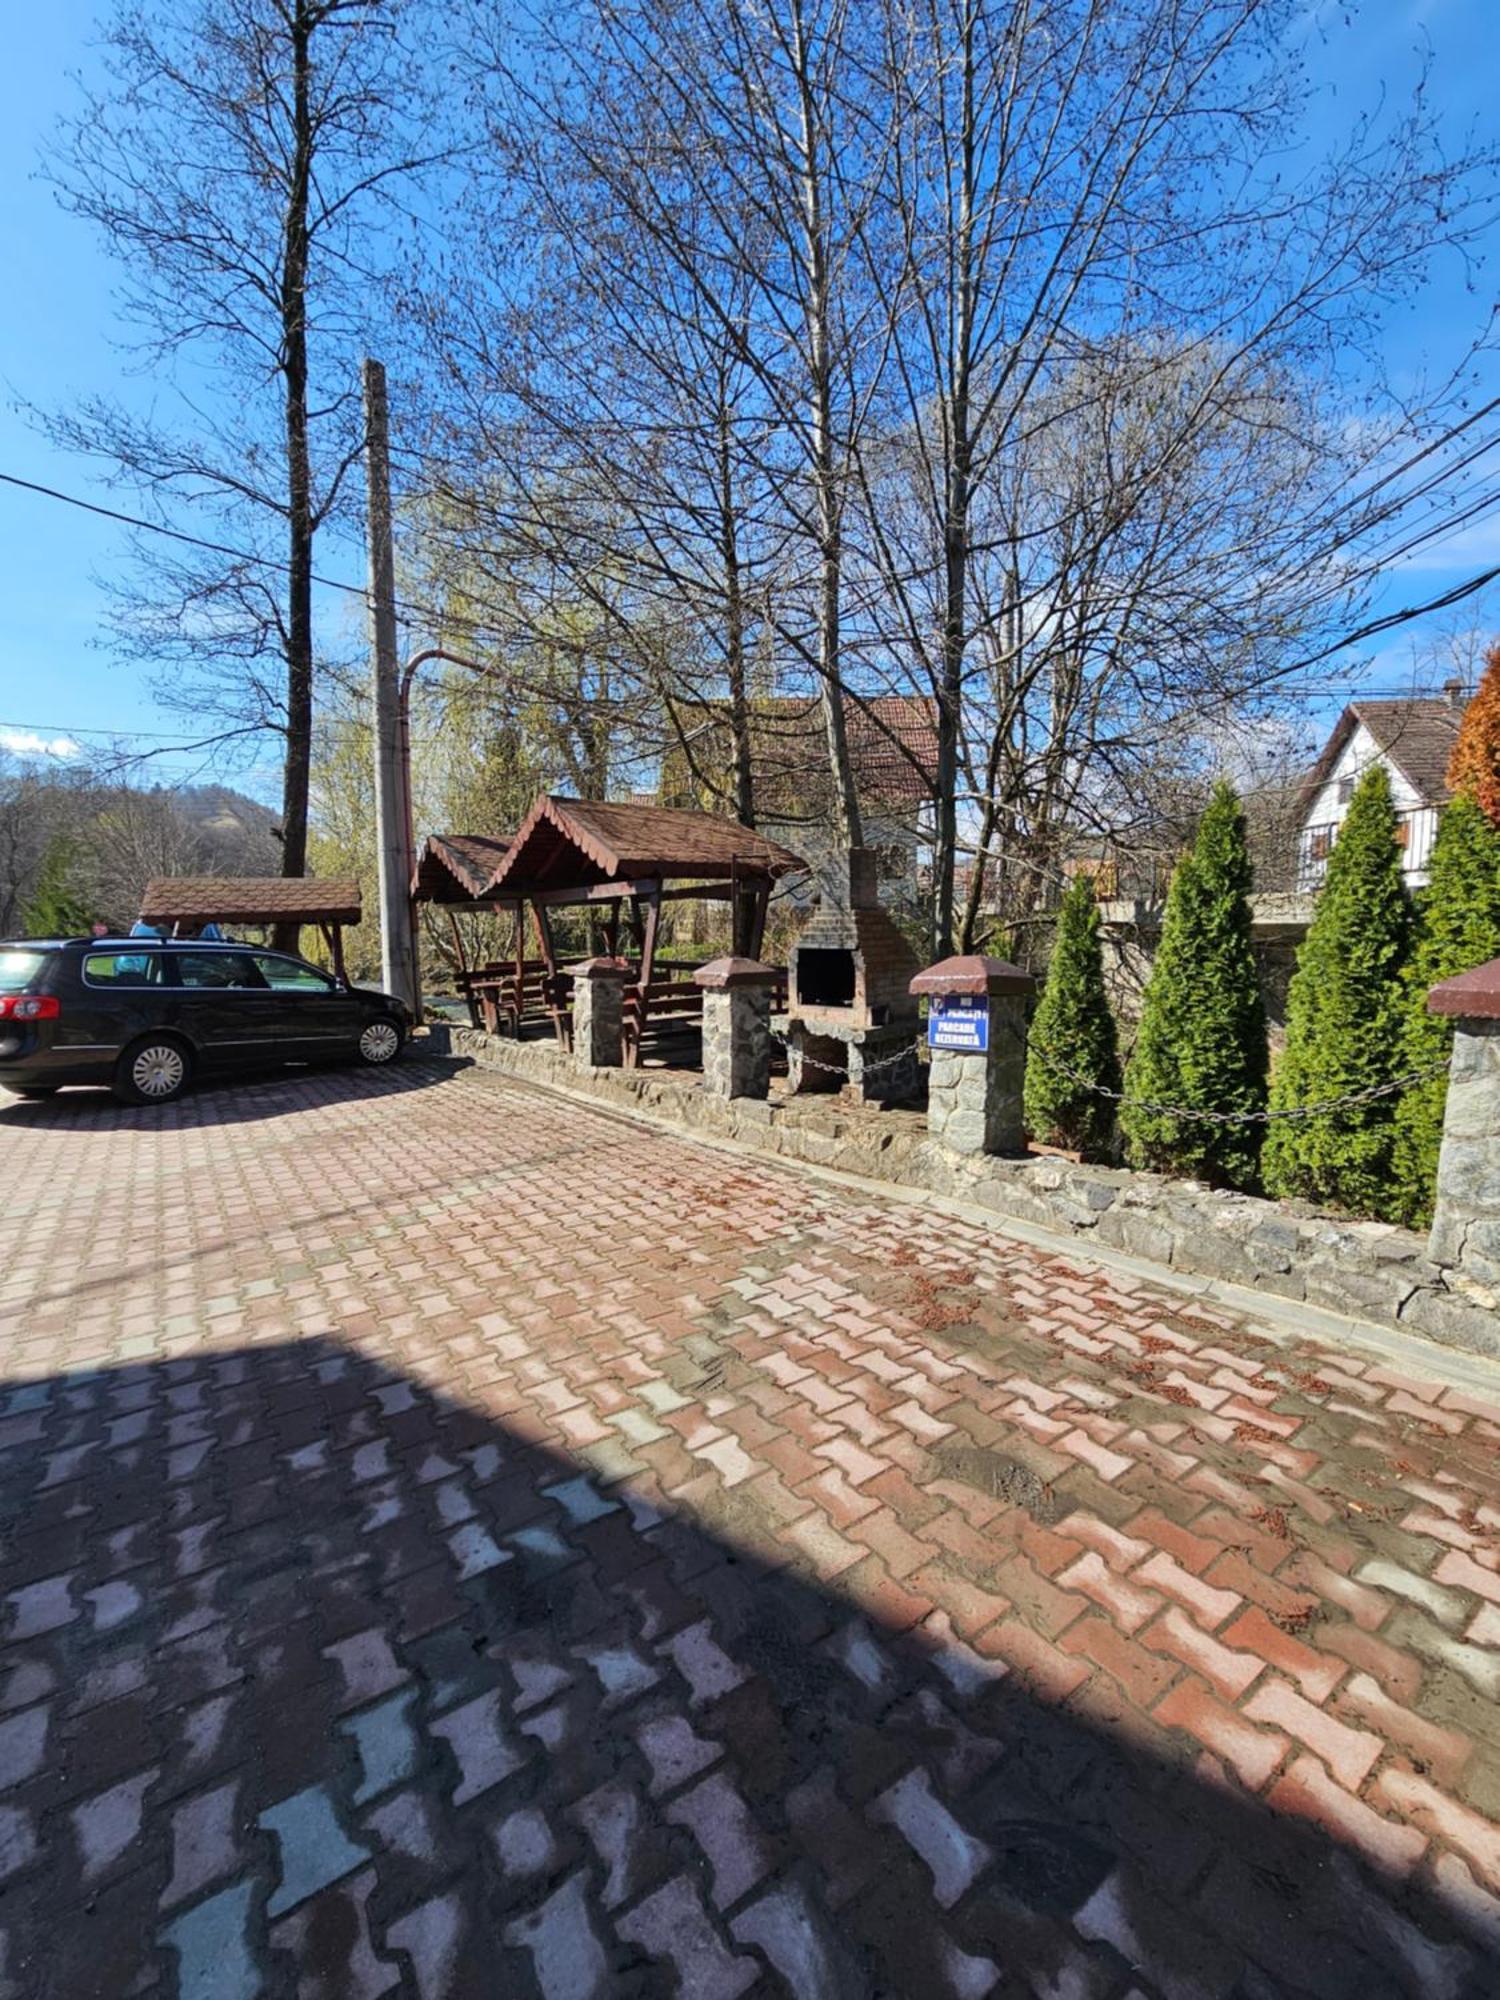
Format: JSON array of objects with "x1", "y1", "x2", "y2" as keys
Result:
[
  {"x1": 1025, "y1": 875, "x2": 1121, "y2": 1158},
  {"x1": 1387, "y1": 792, "x2": 1500, "y2": 1227},
  {"x1": 1121, "y1": 780, "x2": 1267, "y2": 1188},
  {"x1": 1446, "y1": 644, "x2": 1500, "y2": 829},
  {"x1": 22, "y1": 839, "x2": 93, "y2": 938},
  {"x1": 1263, "y1": 764, "x2": 1412, "y2": 1211}
]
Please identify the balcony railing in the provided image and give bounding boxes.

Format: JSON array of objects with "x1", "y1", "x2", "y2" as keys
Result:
[{"x1": 1297, "y1": 809, "x2": 1423, "y2": 891}]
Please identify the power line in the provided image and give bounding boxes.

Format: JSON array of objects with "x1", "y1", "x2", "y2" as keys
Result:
[
  {"x1": 0, "y1": 471, "x2": 369, "y2": 603},
  {"x1": 3, "y1": 461, "x2": 1498, "y2": 716},
  {"x1": 0, "y1": 718, "x2": 206, "y2": 741}
]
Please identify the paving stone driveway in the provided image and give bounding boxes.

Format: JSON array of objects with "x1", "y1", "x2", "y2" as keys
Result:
[{"x1": 2, "y1": 1060, "x2": 1500, "y2": 1998}]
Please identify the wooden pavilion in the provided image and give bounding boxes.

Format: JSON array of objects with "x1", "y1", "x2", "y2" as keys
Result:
[
  {"x1": 138, "y1": 877, "x2": 363, "y2": 986},
  {"x1": 413, "y1": 796, "x2": 805, "y2": 1062}
]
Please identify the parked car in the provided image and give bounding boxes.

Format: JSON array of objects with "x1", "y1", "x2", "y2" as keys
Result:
[{"x1": 0, "y1": 937, "x2": 410, "y2": 1105}]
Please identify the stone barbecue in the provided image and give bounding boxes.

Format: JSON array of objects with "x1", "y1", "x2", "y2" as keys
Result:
[{"x1": 782, "y1": 848, "x2": 922, "y2": 1103}]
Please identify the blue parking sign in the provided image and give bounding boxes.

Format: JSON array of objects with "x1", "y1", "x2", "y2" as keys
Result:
[{"x1": 928, "y1": 995, "x2": 989, "y2": 1052}]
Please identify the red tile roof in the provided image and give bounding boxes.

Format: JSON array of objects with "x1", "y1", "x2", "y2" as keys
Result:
[
  {"x1": 847, "y1": 695, "x2": 940, "y2": 806},
  {"x1": 748, "y1": 694, "x2": 939, "y2": 814},
  {"x1": 139, "y1": 877, "x2": 362, "y2": 925}
]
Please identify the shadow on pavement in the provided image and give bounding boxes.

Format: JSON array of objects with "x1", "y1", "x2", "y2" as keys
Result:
[
  {"x1": 0, "y1": 1333, "x2": 1493, "y2": 1999},
  {"x1": 0, "y1": 1056, "x2": 468, "y2": 1132}
]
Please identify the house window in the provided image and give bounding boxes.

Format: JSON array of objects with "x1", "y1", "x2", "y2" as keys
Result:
[
  {"x1": 1337, "y1": 776, "x2": 1354, "y2": 806},
  {"x1": 1309, "y1": 827, "x2": 1333, "y2": 863},
  {"x1": 1393, "y1": 819, "x2": 1410, "y2": 850}
]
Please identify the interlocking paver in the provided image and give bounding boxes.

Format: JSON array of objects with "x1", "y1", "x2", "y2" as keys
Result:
[{"x1": 3, "y1": 1058, "x2": 1500, "y2": 1993}]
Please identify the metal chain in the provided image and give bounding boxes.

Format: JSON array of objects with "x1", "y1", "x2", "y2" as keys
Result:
[
  {"x1": 1025, "y1": 1042, "x2": 1451, "y2": 1126},
  {"x1": 765, "y1": 1014, "x2": 1450, "y2": 1122},
  {"x1": 768, "y1": 1028, "x2": 924, "y2": 1076}
]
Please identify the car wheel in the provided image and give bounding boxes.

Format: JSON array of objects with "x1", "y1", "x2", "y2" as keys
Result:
[
  {"x1": 114, "y1": 1036, "x2": 192, "y2": 1105},
  {"x1": 356, "y1": 1017, "x2": 404, "y2": 1066}
]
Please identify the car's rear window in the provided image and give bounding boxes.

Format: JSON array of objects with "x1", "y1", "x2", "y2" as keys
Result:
[
  {"x1": 82, "y1": 952, "x2": 165, "y2": 988},
  {"x1": 0, "y1": 950, "x2": 47, "y2": 995}
]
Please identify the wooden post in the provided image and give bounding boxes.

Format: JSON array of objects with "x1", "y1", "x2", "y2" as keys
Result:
[
  {"x1": 509, "y1": 905, "x2": 525, "y2": 1035},
  {"x1": 531, "y1": 898, "x2": 569, "y2": 1049},
  {"x1": 628, "y1": 889, "x2": 662, "y2": 1069},
  {"x1": 748, "y1": 881, "x2": 771, "y2": 961}
]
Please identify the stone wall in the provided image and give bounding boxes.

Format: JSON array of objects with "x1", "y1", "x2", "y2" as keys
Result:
[
  {"x1": 1429, "y1": 1019, "x2": 1500, "y2": 1295},
  {"x1": 445, "y1": 1026, "x2": 1499, "y2": 1361}
]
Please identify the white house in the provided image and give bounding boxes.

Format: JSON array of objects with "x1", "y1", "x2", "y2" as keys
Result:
[{"x1": 1295, "y1": 690, "x2": 1467, "y2": 892}]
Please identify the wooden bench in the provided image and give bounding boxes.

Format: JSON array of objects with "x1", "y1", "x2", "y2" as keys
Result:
[{"x1": 457, "y1": 959, "x2": 573, "y2": 1038}]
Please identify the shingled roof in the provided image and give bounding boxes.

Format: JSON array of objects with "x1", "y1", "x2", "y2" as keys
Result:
[
  {"x1": 754, "y1": 694, "x2": 939, "y2": 813},
  {"x1": 483, "y1": 797, "x2": 805, "y2": 897},
  {"x1": 663, "y1": 694, "x2": 939, "y2": 819},
  {"x1": 139, "y1": 877, "x2": 362, "y2": 926},
  {"x1": 1299, "y1": 698, "x2": 1465, "y2": 815},
  {"x1": 412, "y1": 834, "x2": 513, "y2": 904}
]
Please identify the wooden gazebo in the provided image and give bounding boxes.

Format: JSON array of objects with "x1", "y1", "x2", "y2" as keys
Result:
[
  {"x1": 414, "y1": 797, "x2": 804, "y2": 1061},
  {"x1": 411, "y1": 835, "x2": 512, "y2": 907},
  {"x1": 138, "y1": 876, "x2": 362, "y2": 986}
]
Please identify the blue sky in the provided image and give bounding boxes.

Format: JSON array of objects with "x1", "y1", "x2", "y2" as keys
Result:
[{"x1": 0, "y1": 0, "x2": 1496, "y2": 798}]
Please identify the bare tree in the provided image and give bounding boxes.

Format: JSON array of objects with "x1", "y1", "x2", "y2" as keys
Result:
[
  {"x1": 429, "y1": 0, "x2": 913, "y2": 849},
  {"x1": 42, "y1": 0, "x2": 446, "y2": 915},
  {"x1": 847, "y1": 0, "x2": 1500, "y2": 952}
]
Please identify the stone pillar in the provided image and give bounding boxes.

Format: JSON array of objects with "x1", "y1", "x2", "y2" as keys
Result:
[
  {"x1": 570, "y1": 957, "x2": 630, "y2": 1070},
  {"x1": 910, "y1": 954, "x2": 1035, "y2": 1156},
  {"x1": 1427, "y1": 956, "x2": 1500, "y2": 1300},
  {"x1": 694, "y1": 958, "x2": 779, "y2": 1099}
]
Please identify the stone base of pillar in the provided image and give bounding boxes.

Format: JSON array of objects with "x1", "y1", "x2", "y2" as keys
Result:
[
  {"x1": 694, "y1": 958, "x2": 780, "y2": 1100},
  {"x1": 910, "y1": 959, "x2": 1034, "y2": 1157},
  {"x1": 571, "y1": 958, "x2": 629, "y2": 1070},
  {"x1": 1428, "y1": 1003, "x2": 1500, "y2": 1295}
]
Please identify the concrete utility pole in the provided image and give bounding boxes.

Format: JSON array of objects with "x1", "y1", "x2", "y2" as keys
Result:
[{"x1": 363, "y1": 356, "x2": 420, "y2": 1018}]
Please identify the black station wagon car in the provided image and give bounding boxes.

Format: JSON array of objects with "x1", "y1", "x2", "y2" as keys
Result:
[{"x1": 0, "y1": 938, "x2": 410, "y2": 1105}]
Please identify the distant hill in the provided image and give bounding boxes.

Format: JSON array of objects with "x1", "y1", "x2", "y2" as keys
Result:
[
  {"x1": 173, "y1": 783, "x2": 281, "y2": 844},
  {"x1": 0, "y1": 769, "x2": 282, "y2": 935}
]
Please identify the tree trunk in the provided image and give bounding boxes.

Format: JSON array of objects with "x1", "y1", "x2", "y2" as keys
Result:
[
  {"x1": 276, "y1": 0, "x2": 315, "y2": 950},
  {"x1": 792, "y1": 0, "x2": 862, "y2": 855},
  {"x1": 718, "y1": 396, "x2": 755, "y2": 828},
  {"x1": 932, "y1": 6, "x2": 978, "y2": 955}
]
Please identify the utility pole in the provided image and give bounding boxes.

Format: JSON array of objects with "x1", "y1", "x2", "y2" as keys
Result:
[{"x1": 363, "y1": 357, "x2": 420, "y2": 1017}]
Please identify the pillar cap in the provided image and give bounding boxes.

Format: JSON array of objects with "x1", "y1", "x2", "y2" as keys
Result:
[
  {"x1": 1428, "y1": 955, "x2": 1500, "y2": 1020},
  {"x1": 910, "y1": 954, "x2": 1035, "y2": 998},
  {"x1": 571, "y1": 956, "x2": 632, "y2": 981},
  {"x1": 694, "y1": 956, "x2": 781, "y2": 990}
]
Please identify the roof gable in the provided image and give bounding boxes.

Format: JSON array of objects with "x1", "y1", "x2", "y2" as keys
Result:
[
  {"x1": 484, "y1": 796, "x2": 806, "y2": 896},
  {"x1": 1299, "y1": 698, "x2": 1463, "y2": 815},
  {"x1": 413, "y1": 834, "x2": 512, "y2": 903}
]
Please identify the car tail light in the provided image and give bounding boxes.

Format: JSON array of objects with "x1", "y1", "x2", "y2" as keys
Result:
[{"x1": 0, "y1": 995, "x2": 60, "y2": 1021}]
